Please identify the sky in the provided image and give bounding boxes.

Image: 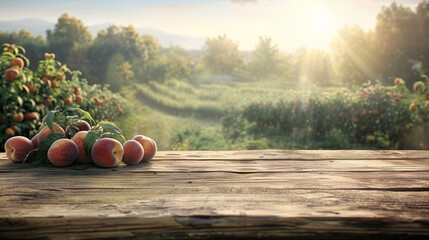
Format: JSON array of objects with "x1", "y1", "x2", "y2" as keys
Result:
[{"x1": 0, "y1": 0, "x2": 423, "y2": 51}]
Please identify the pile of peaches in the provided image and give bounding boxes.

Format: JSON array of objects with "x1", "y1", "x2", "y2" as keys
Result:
[{"x1": 4, "y1": 117, "x2": 156, "y2": 168}]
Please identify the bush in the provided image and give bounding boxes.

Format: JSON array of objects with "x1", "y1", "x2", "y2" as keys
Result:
[
  {"x1": 223, "y1": 79, "x2": 429, "y2": 149},
  {"x1": 171, "y1": 127, "x2": 227, "y2": 150},
  {"x1": 0, "y1": 44, "x2": 128, "y2": 150}
]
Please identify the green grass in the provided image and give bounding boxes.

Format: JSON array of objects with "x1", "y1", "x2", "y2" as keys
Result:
[
  {"x1": 116, "y1": 84, "x2": 219, "y2": 150},
  {"x1": 116, "y1": 80, "x2": 344, "y2": 150}
]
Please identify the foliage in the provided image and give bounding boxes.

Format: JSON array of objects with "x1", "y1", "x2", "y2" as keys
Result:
[
  {"x1": 292, "y1": 48, "x2": 333, "y2": 86},
  {"x1": 47, "y1": 13, "x2": 92, "y2": 65},
  {"x1": 375, "y1": 2, "x2": 422, "y2": 85},
  {"x1": 248, "y1": 36, "x2": 290, "y2": 81},
  {"x1": 203, "y1": 34, "x2": 243, "y2": 75},
  {"x1": 222, "y1": 80, "x2": 429, "y2": 150},
  {"x1": 88, "y1": 26, "x2": 161, "y2": 85},
  {"x1": 332, "y1": 1, "x2": 429, "y2": 87},
  {"x1": 146, "y1": 46, "x2": 195, "y2": 81},
  {"x1": 171, "y1": 127, "x2": 227, "y2": 150},
  {"x1": 135, "y1": 80, "x2": 224, "y2": 119},
  {"x1": 0, "y1": 44, "x2": 129, "y2": 151},
  {"x1": 331, "y1": 25, "x2": 380, "y2": 87},
  {"x1": 106, "y1": 53, "x2": 134, "y2": 91},
  {"x1": 0, "y1": 30, "x2": 47, "y2": 71}
]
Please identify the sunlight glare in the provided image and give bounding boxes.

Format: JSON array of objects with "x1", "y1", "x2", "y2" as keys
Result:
[
  {"x1": 310, "y1": 8, "x2": 330, "y2": 29},
  {"x1": 301, "y1": 3, "x2": 335, "y2": 50}
]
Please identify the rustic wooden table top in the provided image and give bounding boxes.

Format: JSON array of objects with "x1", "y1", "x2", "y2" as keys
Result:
[{"x1": 0, "y1": 150, "x2": 429, "y2": 240}]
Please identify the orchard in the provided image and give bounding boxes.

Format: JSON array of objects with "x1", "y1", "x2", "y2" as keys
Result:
[
  {"x1": 0, "y1": 44, "x2": 129, "y2": 151},
  {"x1": 222, "y1": 79, "x2": 429, "y2": 150}
]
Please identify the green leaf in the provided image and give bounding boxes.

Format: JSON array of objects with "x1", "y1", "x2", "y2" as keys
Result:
[
  {"x1": 17, "y1": 54, "x2": 30, "y2": 67},
  {"x1": 33, "y1": 133, "x2": 65, "y2": 165},
  {"x1": 16, "y1": 46, "x2": 26, "y2": 54},
  {"x1": 84, "y1": 130, "x2": 101, "y2": 156},
  {"x1": 98, "y1": 121, "x2": 123, "y2": 135},
  {"x1": 43, "y1": 110, "x2": 59, "y2": 132},
  {"x1": 100, "y1": 132, "x2": 127, "y2": 144},
  {"x1": 65, "y1": 108, "x2": 96, "y2": 125},
  {"x1": 3, "y1": 51, "x2": 14, "y2": 58}
]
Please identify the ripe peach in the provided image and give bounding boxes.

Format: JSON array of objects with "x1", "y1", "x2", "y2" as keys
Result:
[
  {"x1": 4, "y1": 128, "x2": 15, "y2": 136},
  {"x1": 122, "y1": 140, "x2": 144, "y2": 165},
  {"x1": 133, "y1": 135, "x2": 157, "y2": 161},
  {"x1": 64, "y1": 97, "x2": 73, "y2": 106},
  {"x1": 12, "y1": 112, "x2": 24, "y2": 122},
  {"x1": 75, "y1": 120, "x2": 91, "y2": 131},
  {"x1": 91, "y1": 138, "x2": 124, "y2": 168},
  {"x1": 71, "y1": 131, "x2": 92, "y2": 164},
  {"x1": 37, "y1": 123, "x2": 65, "y2": 143},
  {"x1": 45, "y1": 98, "x2": 52, "y2": 106},
  {"x1": 65, "y1": 120, "x2": 91, "y2": 138},
  {"x1": 5, "y1": 136, "x2": 34, "y2": 163},
  {"x1": 5, "y1": 68, "x2": 19, "y2": 82},
  {"x1": 24, "y1": 112, "x2": 40, "y2": 121},
  {"x1": 26, "y1": 83, "x2": 36, "y2": 92},
  {"x1": 47, "y1": 139, "x2": 79, "y2": 167},
  {"x1": 31, "y1": 134, "x2": 39, "y2": 149},
  {"x1": 75, "y1": 95, "x2": 83, "y2": 104},
  {"x1": 11, "y1": 58, "x2": 24, "y2": 68},
  {"x1": 6, "y1": 44, "x2": 15, "y2": 52},
  {"x1": 51, "y1": 79, "x2": 58, "y2": 88}
]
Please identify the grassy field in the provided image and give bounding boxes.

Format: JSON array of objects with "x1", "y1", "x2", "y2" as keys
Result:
[
  {"x1": 116, "y1": 79, "x2": 341, "y2": 150},
  {"x1": 116, "y1": 85, "x2": 218, "y2": 150}
]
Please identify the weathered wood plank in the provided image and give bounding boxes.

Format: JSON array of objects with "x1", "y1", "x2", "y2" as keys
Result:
[
  {"x1": 2, "y1": 156, "x2": 429, "y2": 173},
  {"x1": 3, "y1": 150, "x2": 429, "y2": 162},
  {"x1": 153, "y1": 150, "x2": 429, "y2": 160},
  {"x1": 0, "y1": 150, "x2": 428, "y2": 239}
]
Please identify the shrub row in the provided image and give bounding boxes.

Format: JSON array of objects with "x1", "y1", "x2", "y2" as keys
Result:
[{"x1": 222, "y1": 79, "x2": 429, "y2": 149}]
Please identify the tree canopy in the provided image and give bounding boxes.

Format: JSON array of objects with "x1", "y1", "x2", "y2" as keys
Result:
[{"x1": 203, "y1": 35, "x2": 243, "y2": 75}]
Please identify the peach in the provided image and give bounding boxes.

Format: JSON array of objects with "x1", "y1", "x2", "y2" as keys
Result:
[
  {"x1": 24, "y1": 112, "x2": 40, "y2": 121},
  {"x1": 75, "y1": 95, "x2": 83, "y2": 104},
  {"x1": 4, "y1": 127, "x2": 15, "y2": 136},
  {"x1": 11, "y1": 58, "x2": 24, "y2": 68},
  {"x1": 12, "y1": 112, "x2": 24, "y2": 122},
  {"x1": 5, "y1": 136, "x2": 34, "y2": 163},
  {"x1": 71, "y1": 131, "x2": 92, "y2": 164},
  {"x1": 47, "y1": 139, "x2": 79, "y2": 167},
  {"x1": 122, "y1": 140, "x2": 144, "y2": 165},
  {"x1": 65, "y1": 120, "x2": 91, "y2": 138},
  {"x1": 64, "y1": 97, "x2": 73, "y2": 105},
  {"x1": 5, "y1": 68, "x2": 19, "y2": 82},
  {"x1": 91, "y1": 138, "x2": 123, "y2": 168},
  {"x1": 133, "y1": 135, "x2": 157, "y2": 162},
  {"x1": 31, "y1": 134, "x2": 39, "y2": 149},
  {"x1": 37, "y1": 123, "x2": 65, "y2": 143}
]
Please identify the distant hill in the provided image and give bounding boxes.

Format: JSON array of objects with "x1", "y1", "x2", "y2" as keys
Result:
[
  {"x1": 0, "y1": 18, "x2": 205, "y2": 50},
  {"x1": 0, "y1": 18, "x2": 53, "y2": 37}
]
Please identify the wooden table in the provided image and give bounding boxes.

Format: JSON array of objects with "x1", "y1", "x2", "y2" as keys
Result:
[{"x1": 1, "y1": 150, "x2": 429, "y2": 239}]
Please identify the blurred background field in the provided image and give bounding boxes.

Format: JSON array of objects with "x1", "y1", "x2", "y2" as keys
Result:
[{"x1": 1, "y1": 1, "x2": 429, "y2": 150}]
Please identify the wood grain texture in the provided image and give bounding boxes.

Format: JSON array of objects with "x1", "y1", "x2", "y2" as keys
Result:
[{"x1": 0, "y1": 150, "x2": 429, "y2": 240}]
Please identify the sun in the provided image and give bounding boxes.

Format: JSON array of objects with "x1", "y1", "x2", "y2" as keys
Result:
[
  {"x1": 303, "y1": 4, "x2": 335, "y2": 50},
  {"x1": 310, "y1": 8, "x2": 331, "y2": 29}
]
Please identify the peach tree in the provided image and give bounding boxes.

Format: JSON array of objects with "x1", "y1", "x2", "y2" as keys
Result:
[{"x1": 0, "y1": 44, "x2": 129, "y2": 151}]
